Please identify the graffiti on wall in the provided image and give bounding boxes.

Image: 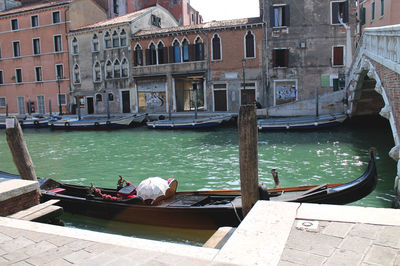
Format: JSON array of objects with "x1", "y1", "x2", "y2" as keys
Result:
[{"x1": 275, "y1": 80, "x2": 297, "y2": 105}]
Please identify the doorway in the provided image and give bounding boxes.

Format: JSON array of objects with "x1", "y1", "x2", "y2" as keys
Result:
[
  {"x1": 87, "y1": 97, "x2": 94, "y2": 114},
  {"x1": 122, "y1": 90, "x2": 131, "y2": 113}
]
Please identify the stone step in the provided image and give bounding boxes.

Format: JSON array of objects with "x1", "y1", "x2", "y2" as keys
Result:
[{"x1": 9, "y1": 199, "x2": 63, "y2": 222}]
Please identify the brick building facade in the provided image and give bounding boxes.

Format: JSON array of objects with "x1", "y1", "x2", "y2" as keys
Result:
[{"x1": 358, "y1": 0, "x2": 400, "y2": 33}]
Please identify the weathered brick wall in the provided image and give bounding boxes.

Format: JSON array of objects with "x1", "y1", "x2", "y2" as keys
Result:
[
  {"x1": 370, "y1": 60, "x2": 400, "y2": 140},
  {"x1": 0, "y1": 190, "x2": 40, "y2": 216}
]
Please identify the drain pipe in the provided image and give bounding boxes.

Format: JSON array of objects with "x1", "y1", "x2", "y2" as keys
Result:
[{"x1": 338, "y1": 15, "x2": 352, "y2": 76}]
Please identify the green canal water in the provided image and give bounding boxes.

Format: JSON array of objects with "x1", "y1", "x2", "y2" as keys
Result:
[{"x1": 0, "y1": 115, "x2": 397, "y2": 246}]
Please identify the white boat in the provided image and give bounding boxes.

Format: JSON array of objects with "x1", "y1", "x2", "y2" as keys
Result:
[
  {"x1": 0, "y1": 116, "x2": 49, "y2": 129},
  {"x1": 50, "y1": 114, "x2": 146, "y2": 130},
  {"x1": 257, "y1": 113, "x2": 347, "y2": 130},
  {"x1": 147, "y1": 114, "x2": 232, "y2": 129}
]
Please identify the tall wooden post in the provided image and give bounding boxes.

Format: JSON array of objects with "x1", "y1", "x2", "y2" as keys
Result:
[
  {"x1": 5, "y1": 117, "x2": 38, "y2": 181},
  {"x1": 238, "y1": 104, "x2": 259, "y2": 217}
]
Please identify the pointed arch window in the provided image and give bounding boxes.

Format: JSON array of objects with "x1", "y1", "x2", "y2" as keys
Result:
[
  {"x1": 71, "y1": 37, "x2": 78, "y2": 55},
  {"x1": 105, "y1": 60, "x2": 113, "y2": 79},
  {"x1": 113, "y1": 59, "x2": 121, "y2": 78},
  {"x1": 134, "y1": 44, "x2": 143, "y2": 66},
  {"x1": 157, "y1": 41, "x2": 165, "y2": 64},
  {"x1": 112, "y1": 30, "x2": 119, "y2": 47},
  {"x1": 121, "y1": 58, "x2": 129, "y2": 77},
  {"x1": 73, "y1": 64, "x2": 80, "y2": 84},
  {"x1": 148, "y1": 42, "x2": 157, "y2": 65},
  {"x1": 93, "y1": 61, "x2": 101, "y2": 82},
  {"x1": 182, "y1": 39, "x2": 189, "y2": 62},
  {"x1": 120, "y1": 29, "x2": 127, "y2": 46},
  {"x1": 212, "y1": 34, "x2": 221, "y2": 61},
  {"x1": 195, "y1": 37, "x2": 204, "y2": 61},
  {"x1": 245, "y1": 30, "x2": 255, "y2": 58},
  {"x1": 104, "y1": 31, "x2": 111, "y2": 49},
  {"x1": 92, "y1": 34, "x2": 99, "y2": 52},
  {"x1": 173, "y1": 40, "x2": 181, "y2": 63}
]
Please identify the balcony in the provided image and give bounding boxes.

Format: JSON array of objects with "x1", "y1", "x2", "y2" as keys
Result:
[{"x1": 132, "y1": 60, "x2": 208, "y2": 77}]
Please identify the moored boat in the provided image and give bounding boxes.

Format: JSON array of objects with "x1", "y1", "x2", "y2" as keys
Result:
[
  {"x1": 257, "y1": 113, "x2": 347, "y2": 131},
  {"x1": 146, "y1": 114, "x2": 232, "y2": 129},
  {"x1": 49, "y1": 113, "x2": 146, "y2": 130},
  {"x1": 0, "y1": 116, "x2": 49, "y2": 129},
  {"x1": 27, "y1": 150, "x2": 377, "y2": 229}
]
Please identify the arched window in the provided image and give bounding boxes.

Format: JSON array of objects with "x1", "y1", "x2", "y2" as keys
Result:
[
  {"x1": 96, "y1": 94, "x2": 102, "y2": 102},
  {"x1": 104, "y1": 31, "x2": 111, "y2": 49},
  {"x1": 120, "y1": 29, "x2": 127, "y2": 46},
  {"x1": 173, "y1": 39, "x2": 181, "y2": 63},
  {"x1": 71, "y1": 37, "x2": 78, "y2": 55},
  {"x1": 157, "y1": 41, "x2": 165, "y2": 64},
  {"x1": 121, "y1": 58, "x2": 129, "y2": 77},
  {"x1": 93, "y1": 61, "x2": 101, "y2": 82},
  {"x1": 134, "y1": 44, "x2": 143, "y2": 66},
  {"x1": 195, "y1": 36, "x2": 204, "y2": 61},
  {"x1": 245, "y1": 30, "x2": 255, "y2": 58},
  {"x1": 212, "y1": 34, "x2": 221, "y2": 61},
  {"x1": 92, "y1": 34, "x2": 99, "y2": 52},
  {"x1": 182, "y1": 38, "x2": 189, "y2": 62},
  {"x1": 73, "y1": 64, "x2": 80, "y2": 84},
  {"x1": 148, "y1": 42, "x2": 156, "y2": 65},
  {"x1": 113, "y1": 59, "x2": 120, "y2": 78},
  {"x1": 105, "y1": 60, "x2": 113, "y2": 79},
  {"x1": 112, "y1": 30, "x2": 119, "y2": 47}
]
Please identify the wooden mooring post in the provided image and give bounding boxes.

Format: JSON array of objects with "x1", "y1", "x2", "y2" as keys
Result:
[
  {"x1": 238, "y1": 104, "x2": 259, "y2": 217},
  {"x1": 5, "y1": 117, "x2": 38, "y2": 181}
]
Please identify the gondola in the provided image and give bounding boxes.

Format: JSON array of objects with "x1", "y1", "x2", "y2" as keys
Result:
[{"x1": 1, "y1": 151, "x2": 377, "y2": 229}]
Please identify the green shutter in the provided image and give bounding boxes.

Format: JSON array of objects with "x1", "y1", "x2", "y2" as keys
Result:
[
  {"x1": 372, "y1": 2, "x2": 375, "y2": 20},
  {"x1": 361, "y1": 7, "x2": 366, "y2": 25},
  {"x1": 321, "y1": 75, "x2": 330, "y2": 87},
  {"x1": 333, "y1": 79, "x2": 339, "y2": 91}
]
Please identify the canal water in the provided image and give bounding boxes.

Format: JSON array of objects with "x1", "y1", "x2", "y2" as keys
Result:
[{"x1": 0, "y1": 115, "x2": 396, "y2": 245}]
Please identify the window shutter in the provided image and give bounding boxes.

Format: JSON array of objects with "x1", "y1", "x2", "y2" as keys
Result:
[
  {"x1": 168, "y1": 46, "x2": 174, "y2": 63},
  {"x1": 284, "y1": 49, "x2": 289, "y2": 67},
  {"x1": 163, "y1": 47, "x2": 168, "y2": 63},
  {"x1": 361, "y1": 7, "x2": 366, "y2": 25},
  {"x1": 333, "y1": 46, "x2": 343, "y2": 65},
  {"x1": 284, "y1": 5, "x2": 290, "y2": 26},
  {"x1": 331, "y1": 2, "x2": 339, "y2": 24},
  {"x1": 343, "y1": 1, "x2": 349, "y2": 23},
  {"x1": 269, "y1": 6, "x2": 275, "y2": 27},
  {"x1": 272, "y1": 50, "x2": 276, "y2": 67},
  {"x1": 134, "y1": 50, "x2": 138, "y2": 66},
  {"x1": 145, "y1": 49, "x2": 150, "y2": 65},
  {"x1": 189, "y1": 44, "x2": 195, "y2": 61}
]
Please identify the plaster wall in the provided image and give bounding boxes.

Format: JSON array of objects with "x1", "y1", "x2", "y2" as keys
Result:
[
  {"x1": 359, "y1": 0, "x2": 400, "y2": 31},
  {"x1": 69, "y1": 0, "x2": 107, "y2": 30}
]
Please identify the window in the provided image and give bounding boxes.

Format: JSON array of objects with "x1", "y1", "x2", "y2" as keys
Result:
[
  {"x1": 0, "y1": 70, "x2": 3, "y2": 84},
  {"x1": 33, "y1": 38, "x2": 40, "y2": 55},
  {"x1": 31, "y1": 15, "x2": 39, "y2": 27},
  {"x1": 56, "y1": 64, "x2": 64, "y2": 79},
  {"x1": 273, "y1": 48, "x2": 289, "y2": 67},
  {"x1": 270, "y1": 5, "x2": 290, "y2": 27},
  {"x1": 245, "y1": 31, "x2": 255, "y2": 58},
  {"x1": 360, "y1": 7, "x2": 366, "y2": 25},
  {"x1": 0, "y1": 45, "x2": 2, "y2": 59},
  {"x1": 71, "y1": 37, "x2": 78, "y2": 55},
  {"x1": 105, "y1": 60, "x2": 112, "y2": 79},
  {"x1": 147, "y1": 42, "x2": 157, "y2": 65},
  {"x1": 54, "y1": 35, "x2": 62, "y2": 52},
  {"x1": 73, "y1": 64, "x2": 80, "y2": 83},
  {"x1": 58, "y1": 94, "x2": 66, "y2": 106},
  {"x1": 104, "y1": 31, "x2": 111, "y2": 49},
  {"x1": 92, "y1": 34, "x2": 99, "y2": 52},
  {"x1": 372, "y1": 2, "x2": 375, "y2": 20},
  {"x1": 108, "y1": 93, "x2": 114, "y2": 101},
  {"x1": 331, "y1": 1, "x2": 349, "y2": 24},
  {"x1": 157, "y1": 41, "x2": 165, "y2": 64},
  {"x1": 52, "y1": 11, "x2": 60, "y2": 23},
  {"x1": 13, "y1": 41, "x2": 20, "y2": 57},
  {"x1": 213, "y1": 84, "x2": 227, "y2": 111},
  {"x1": 15, "y1": 68, "x2": 22, "y2": 83},
  {"x1": 37, "y1": 95, "x2": 45, "y2": 114},
  {"x1": 113, "y1": 59, "x2": 120, "y2": 78},
  {"x1": 380, "y1": 0, "x2": 384, "y2": 16},
  {"x1": 0, "y1": 97, "x2": 5, "y2": 108},
  {"x1": 121, "y1": 58, "x2": 128, "y2": 77},
  {"x1": 151, "y1": 15, "x2": 161, "y2": 27},
  {"x1": 195, "y1": 37, "x2": 204, "y2": 61},
  {"x1": 182, "y1": 38, "x2": 189, "y2": 62},
  {"x1": 11, "y1": 19, "x2": 18, "y2": 30},
  {"x1": 134, "y1": 44, "x2": 143, "y2": 66},
  {"x1": 17, "y1": 96, "x2": 25, "y2": 114},
  {"x1": 332, "y1": 46, "x2": 344, "y2": 66},
  {"x1": 120, "y1": 29, "x2": 127, "y2": 46},
  {"x1": 35, "y1": 66, "x2": 42, "y2": 81},
  {"x1": 96, "y1": 94, "x2": 102, "y2": 102},
  {"x1": 173, "y1": 39, "x2": 181, "y2": 63},
  {"x1": 112, "y1": 31, "x2": 119, "y2": 47},
  {"x1": 93, "y1": 61, "x2": 101, "y2": 82},
  {"x1": 212, "y1": 34, "x2": 221, "y2": 61}
]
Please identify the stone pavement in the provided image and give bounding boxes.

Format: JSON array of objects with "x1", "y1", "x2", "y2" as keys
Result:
[{"x1": 1, "y1": 201, "x2": 400, "y2": 265}]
